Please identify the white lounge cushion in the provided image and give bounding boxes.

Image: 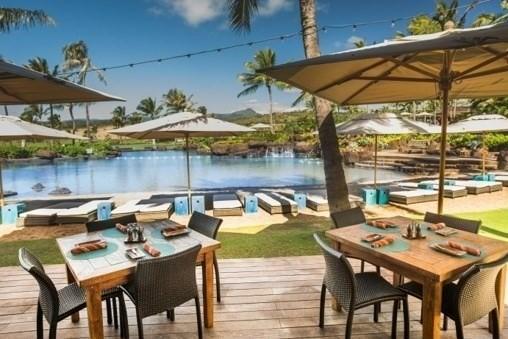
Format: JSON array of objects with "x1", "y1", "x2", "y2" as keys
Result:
[
  {"x1": 306, "y1": 194, "x2": 327, "y2": 204},
  {"x1": 397, "y1": 182, "x2": 419, "y2": 188},
  {"x1": 390, "y1": 189, "x2": 436, "y2": 197},
  {"x1": 57, "y1": 200, "x2": 110, "y2": 216},
  {"x1": 139, "y1": 202, "x2": 172, "y2": 213},
  {"x1": 20, "y1": 208, "x2": 62, "y2": 218},
  {"x1": 112, "y1": 199, "x2": 144, "y2": 215},
  {"x1": 255, "y1": 192, "x2": 297, "y2": 206},
  {"x1": 213, "y1": 194, "x2": 242, "y2": 209}
]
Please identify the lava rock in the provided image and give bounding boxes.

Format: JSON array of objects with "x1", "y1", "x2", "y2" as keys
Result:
[
  {"x1": 32, "y1": 183, "x2": 45, "y2": 192},
  {"x1": 49, "y1": 187, "x2": 72, "y2": 195}
]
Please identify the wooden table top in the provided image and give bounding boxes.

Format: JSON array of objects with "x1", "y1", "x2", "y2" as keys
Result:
[
  {"x1": 57, "y1": 220, "x2": 221, "y2": 287},
  {"x1": 326, "y1": 216, "x2": 508, "y2": 283}
]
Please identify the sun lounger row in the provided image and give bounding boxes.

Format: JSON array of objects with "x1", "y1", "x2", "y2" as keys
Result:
[
  {"x1": 397, "y1": 182, "x2": 468, "y2": 198},
  {"x1": 421, "y1": 179, "x2": 502, "y2": 194},
  {"x1": 111, "y1": 198, "x2": 173, "y2": 219}
]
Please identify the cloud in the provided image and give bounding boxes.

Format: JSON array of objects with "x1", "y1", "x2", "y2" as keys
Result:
[
  {"x1": 150, "y1": 0, "x2": 225, "y2": 26},
  {"x1": 258, "y1": 0, "x2": 292, "y2": 16},
  {"x1": 334, "y1": 35, "x2": 364, "y2": 50},
  {"x1": 149, "y1": 0, "x2": 292, "y2": 26}
]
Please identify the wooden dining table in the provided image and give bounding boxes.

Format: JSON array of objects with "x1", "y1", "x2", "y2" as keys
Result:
[
  {"x1": 326, "y1": 215, "x2": 508, "y2": 339},
  {"x1": 57, "y1": 219, "x2": 221, "y2": 339}
]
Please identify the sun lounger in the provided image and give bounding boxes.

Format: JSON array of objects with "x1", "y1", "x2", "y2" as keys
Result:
[
  {"x1": 296, "y1": 190, "x2": 329, "y2": 211},
  {"x1": 449, "y1": 180, "x2": 502, "y2": 194},
  {"x1": 397, "y1": 182, "x2": 467, "y2": 199},
  {"x1": 19, "y1": 201, "x2": 87, "y2": 226},
  {"x1": 495, "y1": 175, "x2": 508, "y2": 187},
  {"x1": 255, "y1": 192, "x2": 298, "y2": 214},
  {"x1": 56, "y1": 200, "x2": 112, "y2": 224},
  {"x1": 138, "y1": 202, "x2": 173, "y2": 220},
  {"x1": 112, "y1": 198, "x2": 173, "y2": 219},
  {"x1": 213, "y1": 194, "x2": 243, "y2": 217},
  {"x1": 111, "y1": 199, "x2": 145, "y2": 217},
  {"x1": 389, "y1": 189, "x2": 438, "y2": 205}
]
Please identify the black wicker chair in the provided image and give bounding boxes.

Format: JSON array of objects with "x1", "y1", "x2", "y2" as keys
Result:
[
  {"x1": 330, "y1": 207, "x2": 382, "y2": 320},
  {"x1": 400, "y1": 253, "x2": 508, "y2": 339},
  {"x1": 408, "y1": 213, "x2": 482, "y2": 329},
  {"x1": 85, "y1": 214, "x2": 137, "y2": 329},
  {"x1": 120, "y1": 244, "x2": 203, "y2": 339},
  {"x1": 18, "y1": 248, "x2": 128, "y2": 339},
  {"x1": 314, "y1": 234, "x2": 409, "y2": 339},
  {"x1": 85, "y1": 214, "x2": 137, "y2": 232},
  {"x1": 188, "y1": 211, "x2": 223, "y2": 302},
  {"x1": 424, "y1": 212, "x2": 481, "y2": 234}
]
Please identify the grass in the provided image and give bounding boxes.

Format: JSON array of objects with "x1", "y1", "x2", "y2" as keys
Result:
[{"x1": 0, "y1": 210, "x2": 505, "y2": 267}]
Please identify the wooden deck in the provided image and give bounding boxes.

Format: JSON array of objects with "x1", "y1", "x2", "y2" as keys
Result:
[{"x1": 0, "y1": 256, "x2": 505, "y2": 338}]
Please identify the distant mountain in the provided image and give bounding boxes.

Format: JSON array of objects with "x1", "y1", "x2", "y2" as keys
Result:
[{"x1": 213, "y1": 108, "x2": 260, "y2": 122}]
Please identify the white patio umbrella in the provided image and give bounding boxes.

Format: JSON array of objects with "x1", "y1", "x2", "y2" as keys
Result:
[
  {"x1": 448, "y1": 114, "x2": 508, "y2": 173},
  {"x1": 260, "y1": 22, "x2": 508, "y2": 214},
  {"x1": 0, "y1": 59, "x2": 124, "y2": 207},
  {"x1": 336, "y1": 112, "x2": 437, "y2": 187},
  {"x1": 109, "y1": 112, "x2": 255, "y2": 201}
]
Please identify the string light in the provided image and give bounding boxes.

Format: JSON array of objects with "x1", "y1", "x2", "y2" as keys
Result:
[{"x1": 57, "y1": 0, "x2": 492, "y2": 77}]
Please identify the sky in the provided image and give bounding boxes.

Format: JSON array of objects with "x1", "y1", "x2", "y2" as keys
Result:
[{"x1": 1, "y1": 0, "x2": 503, "y2": 120}]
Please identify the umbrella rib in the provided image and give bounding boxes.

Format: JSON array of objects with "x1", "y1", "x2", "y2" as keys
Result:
[
  {"x1": 314, "y1": 58, "x2": 391, "y2": 94},
  {"x1": 353, "y1": 76, "x2": 436, "y2": 82},
  {"x1": 455, "y1": 64, "x2": 508, "y2": 81},
  {"x1": 0, "y1": 85, "x2": 27, "y2": 103},
  {"x1": 455, "y1": 49, "x2": 508, "y2": 80},
  {"x1": 342, "y1": 54, "x2": 416, "y2": 105},
  {"x1": 385, "y1": 57, "x2": 440, "y2": 80},
  {"x1": 479, "y1": 46, "x2": 508, "y2": 62}
]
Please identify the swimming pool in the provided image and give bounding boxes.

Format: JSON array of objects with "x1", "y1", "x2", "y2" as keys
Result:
[{"x1": 5, "y1": 150, "x2": 409, "y2": 198}]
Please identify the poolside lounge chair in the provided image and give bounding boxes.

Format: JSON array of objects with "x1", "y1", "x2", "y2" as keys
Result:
[
  {"x1": 389, "y1": 189, "x2": 438, "y2": 205},
  {"x1": 255, "y1": 192, "x2": 298, "y2": 214},
  {"x1": 55, "y1": 200, "x2": 112, "y2": 224},
  {"x1": 19, "y1": 201, "x2": 94, "y2": 226},
  {"x1": 421, "y1": 179, "x2": 501, "y2": 195},
  {"x1": 111, "y1": 198, "x2": 173, "y2": 220},
  {"x1": 496, "y1": 175, "x2": 508, "y2": 187},
  {"x1": 111, "y1": 199, "x2": 144, "y2": 217},
  {"x1": 280, "y1": 189, "x2": 329, "y2": 211},
  {"x1": 213, "y1": 194, "x2": 243, "y2": 217},
  {"x1": 397, "y1": 182, "x2": 467, "y2": 199}
]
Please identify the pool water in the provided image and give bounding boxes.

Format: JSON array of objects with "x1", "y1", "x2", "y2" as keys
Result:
[{"x1": 5, "y1": 150, "x2": 408, "y2": 198}]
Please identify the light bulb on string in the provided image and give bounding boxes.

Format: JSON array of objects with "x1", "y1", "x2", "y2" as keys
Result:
[
  {"x1": 391, "y1": 20, "x2": 396, "y2": 28},
  {"x1": 352, "y1": 24, "x2": 357, "y2": 32}
]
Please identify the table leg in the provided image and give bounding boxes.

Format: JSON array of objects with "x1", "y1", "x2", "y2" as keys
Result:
[
  {"x1": 66, "y1": 264, "x2": 80, "y2": 323},
  {"x1": 495, "y1": 264, "x2": 506, "y2": 330},
  {"x1": 86, "y1": 286, "x2": 104, "y2": 339},
  {"x1": 422, "y1": 280, "x2": 442, "y2": 339},
  {"x1": 392, "y1": 273, "x2": 402, "y2": 287},
  {"x1": 202, "y1": 251, "x2": 214, "y2": 328}
]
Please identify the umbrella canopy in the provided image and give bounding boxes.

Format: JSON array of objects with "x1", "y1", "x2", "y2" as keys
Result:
[
  {"x1": 0, "y1": 116, "x2": 87, "y2": 140},
  {"x1": 110, "y1": 112, "x2": 254, "y2": 205},
  {"x1": 336, "y1": 112, "x2": 437, "y2": 135},
  {"x1": 0, "y1": 60, "x2": 124, "y2": 105},
  {"x1": 261, "y1": 22, "x2": 508, "y2": 214},
  {"x1": 448, "y1": 114, "x2": 508, "y2": 133},
  {"x1": 109, "y1": 112, "x2": 254, "y2": 139}
]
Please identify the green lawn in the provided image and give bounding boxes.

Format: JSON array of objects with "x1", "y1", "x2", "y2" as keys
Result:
[{"x1": 0, "y1": 210, "x2": 505, "y2": 267}]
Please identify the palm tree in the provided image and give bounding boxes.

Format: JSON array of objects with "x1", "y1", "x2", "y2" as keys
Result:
[
  {"x1": 227, "y1": 0, "x2": 350, "y2": 212},
  {"x1": 197, "y1": 106, "x2": 208, "y2": 115},
  {"x1": 163, "y1": 88, "x2": 195, "y2": 113},
  {"x1": 473, "y1": 0, "x2": 508, "y2": 26},
  {"x1": 111, "y1": 106, "x2": 127, "y2": 128},
  {"x1": 128, "y1": 112, "x2": 143, "y2": 125},
  {"x1": 62, "y1": 40, "x2": 106, "y2": 137},
  {"x1": 137, "y1": 97, "x2": 163, "y2": 120},
  {"x1": 238, "y1": 49, "x2": 287, "y2": 132},
  {"x1": 0, "y1": 7, "x2": 54, "y2": 33},
  {"x1": 24, "y1": 57, "x2": 60, "y2": 128},
  {"x1": 20, "y1": 104, "x2": 45, "y2": 123}
]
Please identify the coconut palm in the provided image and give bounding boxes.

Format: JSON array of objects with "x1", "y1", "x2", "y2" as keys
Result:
[
  {"x1": 227, "y1": 0, "x2": 350, "y2": 212},
  {"x1": 24, "y1": 57, "x2": 60, "y2": 128},
  {"x1": 473, "y1": 0, "x2": 508, "y2": 26},
  {"x1": 20, "y1": 104, "x2": 45, "y2": 123},
  {"x1": 163, "y1": 88, "x2": 195, "y2": 113},
  {"x1": 0, "y1": 7, "x2": 54, "y2": 33},
  {"x1": 137, "y1": 97, "x2": 163, "y2": 120},
  {"x1": 111, "y1": 106, "x2": 127, "y2": 128},
  {"x1": 62, "y1": 40, "x2": 106, "y2": 137},
  {"x1": 238, "y1": 49, "x2": 287, "y2": 132},
  {"x1": 128, "y1": 112, "x2": 143, "y2": 125},
  {"x1": 197, "y1": 106, "x2": 207, "y2": 115}
]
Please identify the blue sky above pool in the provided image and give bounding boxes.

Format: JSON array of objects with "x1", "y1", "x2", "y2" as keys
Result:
[{"x1": 1, "y1": 0, "x2": 502, "y2": 119}]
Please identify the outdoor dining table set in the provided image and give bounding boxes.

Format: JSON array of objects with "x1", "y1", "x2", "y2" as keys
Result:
[
  {"x1": 55, "y1": 218, "x2": 221, "y2": 339},
  {"x1": 325, "y1": 215, "x2": 508, "y2": 339}
]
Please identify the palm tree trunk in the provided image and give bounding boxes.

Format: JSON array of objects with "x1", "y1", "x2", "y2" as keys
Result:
[
  {"x1": 85, "y1": 104, "x2": 91, "y2": 138},
  {"x1": 299, "y1": 0, "x2": 350, "y2": 212},
  {"x1": 69, "y1": 103, "x2": 76, "y2": 134},
  {"x1": 3, "y1": 106, "x2": 8, "y2": 116},
  {"x1": 49, "y1": 104, "x2": 54, "y2": 128},
  {"x1": 267, "y1": 85, "x2": 274, "y2": 133}
]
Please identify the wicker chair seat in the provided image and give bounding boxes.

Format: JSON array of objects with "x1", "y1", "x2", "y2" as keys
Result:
[
  {"x1": 355, "y1": 272, "x2": 406, "y2": 308},
  {"x1": 56, "y1": 283, "x2": 86, "y2": 318}
]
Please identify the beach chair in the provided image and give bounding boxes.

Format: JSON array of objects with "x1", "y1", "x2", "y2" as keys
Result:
[
  {"x1": 111, "y1": 199, "x2": 145, "y2": 217},
  {"x1": 447, "y1": 180, "x2": 501, "y2": 194},
  {"x1": 56, "y1": 200, "x2": 112, "y2": 224},
  {"x1": 19, "y1": 201, "x2": 87, "y2": 226},
  {"x1": 397, "y1": 182, "x2": 467, "y2": 199},
  {"x1": 136, "y1": 198, "x2": 174, "y2": 220},
  {"x1": 255, "y1": 192, "x2": 298, "y2": 214},
  {"x1": 389, "y1": 189, "x2": 438, "y2": 205},
  {"x1": 212, "y1": 194, "x2": 243, "y2": 217},
  {"x1": 301, "y1": 190, "x2": 329, "y2": 211},
  {"x1": 495, "y1": 175, "x2": 508, "y2": 187}
]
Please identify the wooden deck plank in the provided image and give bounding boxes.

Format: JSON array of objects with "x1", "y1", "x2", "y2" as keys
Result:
[{"x1": 0, "y1": 256, "x2": 505, "y2": 338}]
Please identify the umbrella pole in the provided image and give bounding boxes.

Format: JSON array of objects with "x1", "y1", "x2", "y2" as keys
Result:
[
  {"x1": 482, "y1": 133, "x2": 486, "y2": 175},
  {"x1": 374, "y1": 135, "x2": 378, "y2": 189},
  {"x1": 185, "y1": 134, "x2": 191, "y2": 208},
  {"x1": 0, "y1": 160, "x2": 3, "y2": 208},
  {"x1": 437, "y1": 69, "x2": 451, "y2": 215}
]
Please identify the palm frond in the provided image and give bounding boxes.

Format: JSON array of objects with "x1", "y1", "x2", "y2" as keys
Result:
[
  {"x1": 227, "y1": 0, "x2": 258, "y2": 33},
  {"x1": 237, "y1": 84, "x2": 260, "y2": 98},
  {"x1": 0, "y1": 8, "x2": 54, "y2": 33}
]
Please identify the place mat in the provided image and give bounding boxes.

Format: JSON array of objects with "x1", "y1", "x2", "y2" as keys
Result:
[
  {"x1": 360, "y1": 223, "x2": 401, "y2": 234},
  {"x1": 67, "y1": 242, "x2": 119, "y2": 261},
  {"x1": 101, "y1": 228, "x2": 126, "y2": 239},
  {"x1": 429, "y1": 239, "x2": 484, "y2": 259},
  {"x1": 360, "y1": 237, "x2": 410, "y2": 253}
]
